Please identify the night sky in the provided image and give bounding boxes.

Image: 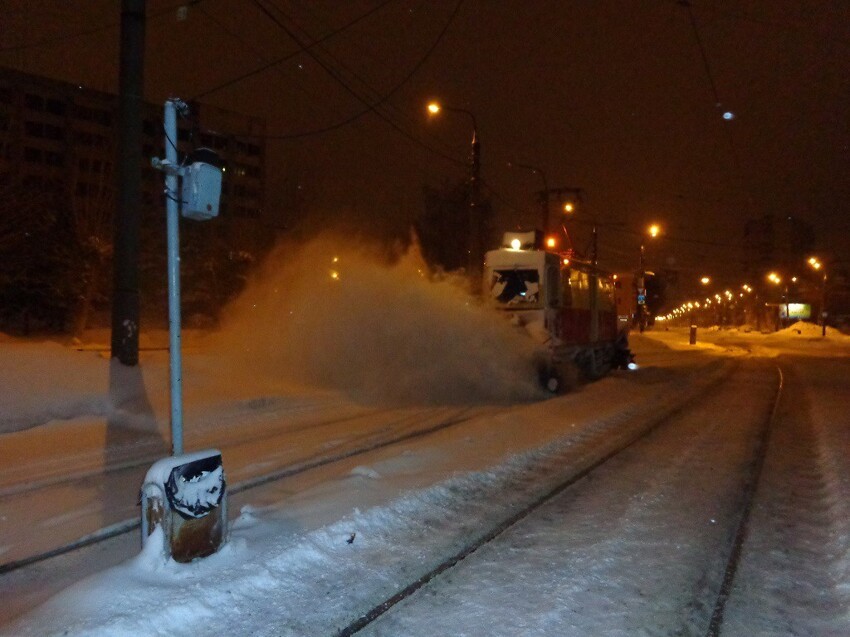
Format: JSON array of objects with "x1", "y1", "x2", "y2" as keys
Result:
[{"x1": 3, "y1": 0, "x2": 848, "y2": 291}]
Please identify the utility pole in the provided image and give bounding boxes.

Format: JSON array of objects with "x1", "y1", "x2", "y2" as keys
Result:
[
  {"x1": 111, "y1": 0, "x2": 145, "y2": 366},
  {"x1": 638, "y1": 243, "x2": 646, "y2": 333},
  {"x1": 468, "y1": 130, "x2": 481, "y2": 278},
  {"x1": 543, "y1": 186, "x2": 583, "y2": 252}
]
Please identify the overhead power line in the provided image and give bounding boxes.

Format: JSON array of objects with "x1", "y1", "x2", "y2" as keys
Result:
[
  {"x1": 192, "y1": 0, "x2": 398, "y2": 100},
  {"x1": 251, "y1": 0, "x2": 466, "y2": 141},
  {"x1": 227, "y1": 0, "x2": 467, "y2": 169},
  {"x1": 679, "y1": 0, "x2": 722, "y2": 108}
]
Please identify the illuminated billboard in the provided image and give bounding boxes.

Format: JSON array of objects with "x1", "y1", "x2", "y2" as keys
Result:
[{"x1": 778, "y1": 303, "x2": 811, "y2": 319}]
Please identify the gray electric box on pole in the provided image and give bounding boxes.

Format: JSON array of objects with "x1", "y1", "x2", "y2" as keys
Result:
[{"x1": 181, "y1": 147, "x2": 222, "y2": 221}]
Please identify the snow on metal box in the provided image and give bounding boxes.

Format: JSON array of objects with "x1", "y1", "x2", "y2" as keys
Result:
[{"x1": 141, "y1": 450, "x2": 227, "y2": 563}]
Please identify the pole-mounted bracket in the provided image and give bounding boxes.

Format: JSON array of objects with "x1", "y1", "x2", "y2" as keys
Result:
[
  {"x1": 151, "y1": 157, "x2": 185, "y2": 176},
  {"x1": 168, "y1": 97, "x2": 190, "y2": 118}
]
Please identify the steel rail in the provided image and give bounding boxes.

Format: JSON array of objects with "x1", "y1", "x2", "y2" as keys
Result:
[
  {"x1": 0, "y1": 407, "x2": 482, "y2": 576},
  {"x1": 704, "y1": 364, "x2": 784, "y2": 636},
  {"x1": 335, "y1": 362, "x2": 744, "y2": 636}
]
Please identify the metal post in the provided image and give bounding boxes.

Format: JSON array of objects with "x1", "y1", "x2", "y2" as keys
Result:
[
  {"x1": 589, "y1": 225, "x2": 599, "y2": 343},
  {"x1": 164, "y1": 99, "x2": 184, "y2": 455},
  {"x1": 821, "y1": 273, "x2": 827, "y2": 337},
  {"x1": 469, "y1": 132, "x2": 481, "y2": 277},
  {"x1": 638, "y1": 243, "x2": 646, "y2": 333},
  {"x1": 784, "y1": 284, "x2": 790, "y2": 328}
]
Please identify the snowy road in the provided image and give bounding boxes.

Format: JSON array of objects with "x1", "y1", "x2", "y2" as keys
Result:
[{"x1": 2, "y1": 327, "x2": 850, "y2": 636}]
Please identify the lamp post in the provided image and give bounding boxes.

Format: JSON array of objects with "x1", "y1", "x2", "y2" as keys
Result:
[
  {"x1": 549, "y1": 187, "x2": 585, "y2": 259},
  {"x1": 427, "y1": 101, "x2": 480, "y2": 275},
  {"x1": 637, "y1": 224, "x2": 661, "y2": 332},
  {"x1": 808, "y1": 257, "x2": 827, "y2": 336},
  {"x1": 698, "y1": 276, "x2": 711, "y2": 327},
  {"x1": 766, "y1": 271, "x2": 788, "y2": 330}
]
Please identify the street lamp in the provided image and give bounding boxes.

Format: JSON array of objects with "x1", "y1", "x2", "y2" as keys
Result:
[
  {"x1": 766, "y1": 271, "x2": 790, "y2": 329},
  {"x1": 700, "y1": 276, "x2": 711, "y2": 285},
  {"x1": 427, "y1": 100, "x2": 481, "y2": 274},
  {"x1": 555, "y1": 188, "x2": 588, "y2": 261},
  {"x1": 637, "y1": 223, "x2": 661, "y2": 332},
  {"x1": 807, "y1": 256, "x2": 828, "y2": 336}
]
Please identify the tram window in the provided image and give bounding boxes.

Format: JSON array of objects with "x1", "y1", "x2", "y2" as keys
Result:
[
  {"x1": 570, "y1": 270, "x2": 590, "y2": 308},
  {"x1": 490, "y1": 269, "x2": 541, "y2": 306}
]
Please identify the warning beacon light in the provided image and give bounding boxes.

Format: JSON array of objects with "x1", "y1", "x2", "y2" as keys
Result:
[{"x1": 181, "y1": 147, "x2": 223, "y2": 221}]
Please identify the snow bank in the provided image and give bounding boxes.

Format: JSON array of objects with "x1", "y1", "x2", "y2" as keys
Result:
[
  {"x1": 0, "y1": 344, "x2": 130, "y2": 435},
  {"x1": 770, "y1": 320, "x2": 849, "y2": 340}
]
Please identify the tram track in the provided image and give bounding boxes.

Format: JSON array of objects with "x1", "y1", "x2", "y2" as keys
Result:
[
  {"x1": 3, "y1": 355, "x2": 760, "y2": 635},
  {"x1": 0, "y1": 405, "x2": 488, "y2": 576},
  {"x1": 0, "y1": 404, "x2": 399, "y2": 498},
  {"x1": 332, "y1": 360, "x2": 783, "y2": 636},
  {"x1": 705, "y1": 365, "x2": 783, "y2": 636}
]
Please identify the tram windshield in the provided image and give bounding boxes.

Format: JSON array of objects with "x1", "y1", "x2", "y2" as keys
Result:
[{"x1": 490, "y1": 268, "x2": 541, "y2": 307}]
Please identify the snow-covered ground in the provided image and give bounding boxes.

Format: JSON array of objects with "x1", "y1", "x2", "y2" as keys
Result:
[{"x1": 2, "y1": 243, "x2": 849, "y2": 635}]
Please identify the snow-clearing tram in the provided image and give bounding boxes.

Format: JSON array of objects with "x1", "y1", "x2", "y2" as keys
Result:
[{"x1": 484, "y1": 230, "x2": 631, "y2": 392}]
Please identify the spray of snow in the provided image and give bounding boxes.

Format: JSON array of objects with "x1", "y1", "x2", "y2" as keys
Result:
[{"x1": 211, "y1": 236, "x2": 544, "y2": 406}]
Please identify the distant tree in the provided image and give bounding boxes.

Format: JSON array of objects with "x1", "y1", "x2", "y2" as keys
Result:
[
  {"x1": 180, "y1": 217, "x2": 259, "y2": 325},
  {"x1": 417, "y1": 179, "x2": 493, "y2": 274},
  {"x1": 0, "y1": 178, "x2": 68, "y2": 334},
  {"x1": 68, "y1": 155, "x2": 114, "y2": 336}
]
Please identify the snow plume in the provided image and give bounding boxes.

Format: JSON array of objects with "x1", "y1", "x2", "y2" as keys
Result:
[{"x1": 213, "y1": 235, "x2": 545, "y2": 406}]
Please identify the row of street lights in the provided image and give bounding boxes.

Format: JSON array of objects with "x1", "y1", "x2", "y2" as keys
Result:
[{"x1": 659, "y1": 255, "x2": 830, "y2": 335}]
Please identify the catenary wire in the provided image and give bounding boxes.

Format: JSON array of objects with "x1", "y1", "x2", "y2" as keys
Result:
[
  {"x1": 191, "y1": 0, "x2": 399, "y2": 101},
  {"x1": 237, "y1": 0, "x2": 467, "y2": 169}
]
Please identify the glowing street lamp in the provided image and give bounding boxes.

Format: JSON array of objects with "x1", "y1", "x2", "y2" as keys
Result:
[
  {"x1": 807, "y1": 256, "x2": 828, "y2": 336},
  {"x1": 700, "y1": 276, "x2": 711, "y2": 285},
  {"x1": 766, "y1": 272, "x2": 790, "y2": 327},
  {"x1": 636, "y1": 223, "x2": 661, "y2": 332}
]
